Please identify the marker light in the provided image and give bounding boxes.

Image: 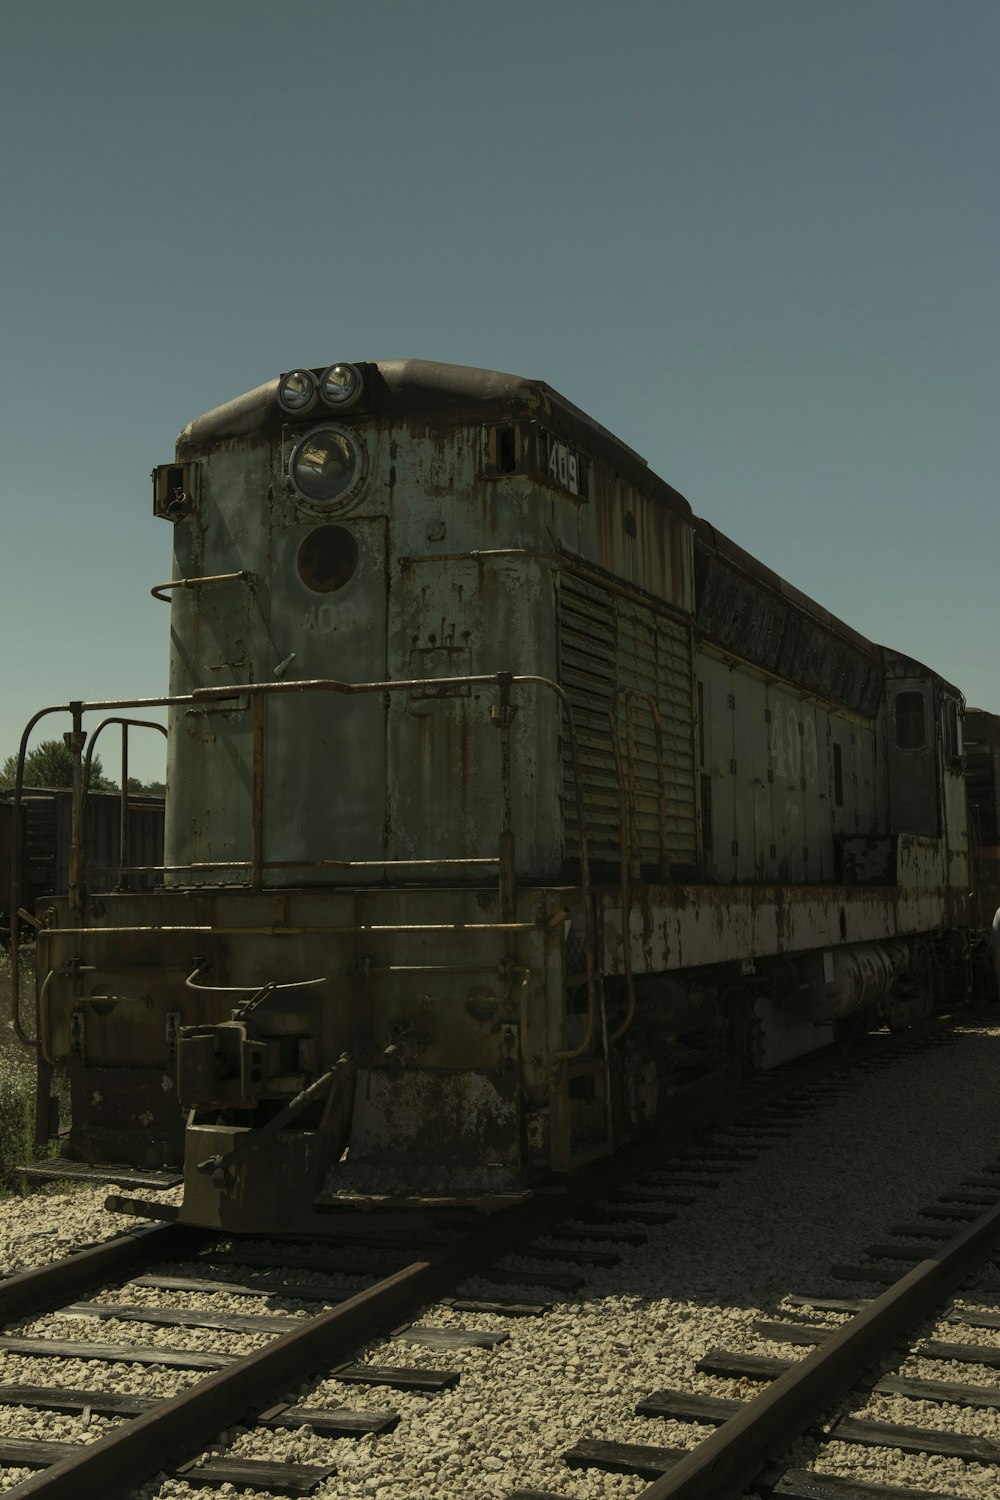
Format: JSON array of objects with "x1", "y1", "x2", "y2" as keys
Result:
[
  {"x1": 289, "y1": 426, "x2": 364, "y2": 507},
  {"x1": 320, "y1": 363, "x2": 363, "y2": 409},
  {"x1": 277, "y1": 369, "x2": 318, "y2": 414}
]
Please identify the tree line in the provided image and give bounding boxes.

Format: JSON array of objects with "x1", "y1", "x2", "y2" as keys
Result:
[{"x1": 0, "y1": 739, "x2": 165, "y2": 795}]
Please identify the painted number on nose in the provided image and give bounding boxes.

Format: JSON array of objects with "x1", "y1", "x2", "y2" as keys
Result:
[
  {"x1": 301, "y1": 603, "x2": 339, "y2": 633},
  {"x1": 547, "y1": 437, "x2": 580, "y2": 496},
  {"x1": 770, "y1": 699, "x2": 818, "y2": 784}
]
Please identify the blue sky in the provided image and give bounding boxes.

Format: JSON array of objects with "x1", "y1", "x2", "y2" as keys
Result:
[{"x1": 2, "y1": 0, "x2": 996, "y2": 783}]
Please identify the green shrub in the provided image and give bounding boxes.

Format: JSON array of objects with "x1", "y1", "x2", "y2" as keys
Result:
[{"x1": 0, "y1": 945, "x2": 46, "y2": 1192}]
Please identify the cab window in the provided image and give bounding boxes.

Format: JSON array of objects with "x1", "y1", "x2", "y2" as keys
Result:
[{"x1": 895, "y1": 691, "x2": 925, "y2": 750}]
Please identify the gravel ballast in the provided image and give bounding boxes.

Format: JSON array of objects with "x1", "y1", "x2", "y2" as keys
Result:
[{"x1": 0, "y1": 1021, "x2": 998, "y2": 1498}]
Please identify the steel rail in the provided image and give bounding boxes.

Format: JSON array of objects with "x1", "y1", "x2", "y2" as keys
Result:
[
  {"x1": 638, "y1": 1195, "x2": 1000, "y2": 1499},
  {"x1": 3, "y1": 1176, "x2": 627, "y2": 1500},
  {"x1": 0, "y1": 1223, "x2": 200, "y2": 1328}
]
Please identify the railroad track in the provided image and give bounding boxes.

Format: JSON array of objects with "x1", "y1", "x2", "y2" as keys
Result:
[
  {"x1": 0, "y1": 1020, "x2": 988, "y2": 1498},
  {"x1": 537, "y1": 1160, "x2": 1000, "y2": 1499},
  {"x1": 0, "y1": 1196, "x2": 589, "y2": 1497}
]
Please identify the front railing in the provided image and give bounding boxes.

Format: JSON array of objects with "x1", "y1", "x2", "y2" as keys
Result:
[
  {"x1": 9, "y1": 672, "x2": 608, "y2": 1058},
  {"x1": 12, "y1": 670, "x2": 677, "y2": 1062}
]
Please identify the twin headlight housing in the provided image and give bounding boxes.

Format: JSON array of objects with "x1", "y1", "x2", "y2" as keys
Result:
[
  {"x1": 279, "y1": 364, "x2": 366, "y2": 509},
  {"x1": 277, "y1": 363, "x2": 363, "y2": 416}
]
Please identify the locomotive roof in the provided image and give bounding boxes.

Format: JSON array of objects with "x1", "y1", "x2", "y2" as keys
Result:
[
  {"x1": 694, "y1": 516, "x2": 963, "y2": 700},
  {"x1": 176, "y1": 359, "x2": 692, "y2": 520},
  {"x1": 693, "y1": 516, "x2": 877, "y2": 657}
]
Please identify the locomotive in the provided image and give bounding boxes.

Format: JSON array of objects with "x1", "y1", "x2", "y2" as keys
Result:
[{"x1": 10, "y1": 360, "x2": 974, "y2": 1236}]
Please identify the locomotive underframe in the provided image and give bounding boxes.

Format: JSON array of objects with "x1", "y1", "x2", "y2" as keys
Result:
[{"x1": 32, "y1": 873, "x2": 968, "y2": 1235}]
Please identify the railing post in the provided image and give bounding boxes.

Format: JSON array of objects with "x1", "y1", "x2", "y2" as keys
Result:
[
  {"x1": 493, "y1": 673, "x2": 517, "y2": 920},
  {"x1": 625, "y1": 696, "x2": 641, "y2": 879},
  {"x1": 251, "y1": 692, "x2": 265, "y2": 890},
  {"x1": 606, "y1": 684, "x2": 671, "y2": 1046},
  {"x1": 119, "y1": 722, "x2": 130, "y2": 891},
  {"x1": 66, "y1": 702, "x2": 85, "y2": 924},
  {"x1": 552, "y1": 689, "x2": 601, "y2": 1063}
]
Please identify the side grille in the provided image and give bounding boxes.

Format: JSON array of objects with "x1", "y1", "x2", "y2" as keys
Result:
[{"x1": 558, "y1": 571, "x2": 696, "y2": 870}]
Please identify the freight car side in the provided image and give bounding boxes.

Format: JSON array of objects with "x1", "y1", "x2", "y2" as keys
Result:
[
  {"x1": 0, "y1": 798, "x2": 12, "y2": 940},
  {"x1": 1, "y1": 788, "x2": 165, "y2": 942}
]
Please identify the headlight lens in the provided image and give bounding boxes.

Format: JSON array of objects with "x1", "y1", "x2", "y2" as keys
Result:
[
  {"x1": 277, "y1": 369, "x2": 318, "y2": 414},
  {"x1": 320, "y1": 363, "x2": 362, "y2": 408},
  {"x1": 289, "y1": 426, "x2": 364, "y2": 507}
]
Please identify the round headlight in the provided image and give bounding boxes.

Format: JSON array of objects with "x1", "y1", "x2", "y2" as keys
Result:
[
  {"x1": 320, "y1": 363, "x2": 363, "y2": 409},
  {"x1": 277, "y1": 369, "x2": 318, "y2": 414},
  {"x1": 289, "y1": 425, "x2": 365, "y2": 507}
]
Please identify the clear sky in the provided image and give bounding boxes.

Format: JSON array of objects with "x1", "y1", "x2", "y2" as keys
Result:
[{"x1": 2, "y1": 0, "x2": 996, "y2": 783}]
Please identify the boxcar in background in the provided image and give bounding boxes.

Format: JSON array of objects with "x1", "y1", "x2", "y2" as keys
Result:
[{"x1": 1, "y1": 789, "x2": 164, "y2": 940}]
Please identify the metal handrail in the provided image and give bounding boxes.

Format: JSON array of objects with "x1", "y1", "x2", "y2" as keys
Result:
[
  {"x1": 82, "y1": 718, "x2": 168, "y2": 896},
  {"x1": 8, "y1": 710, "x2": 167, "y2": 1045},
  {"x1": 11, "y1": 672, "x2": 599, "y2": 1062},
  {"x1": 8, "y1": 701, "x2": 78, "y2": 1045},
  {"x1": 150, "y1": 570, "x2": 251, "y2": 603}
]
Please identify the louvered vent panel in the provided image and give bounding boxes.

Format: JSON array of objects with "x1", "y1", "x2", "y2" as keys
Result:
[
  {"x1": 559, "y1": 575, "x2": 620, "y2": 863},
  {"x1": 655, "y1": 614, "x2": 697, "y2": 861},
  {"x1": 558, "y1": 572, "x2": 696, "y2": 869},
  {"x1": 616, "y1": 602, "x2": 662, "y2": 861}
]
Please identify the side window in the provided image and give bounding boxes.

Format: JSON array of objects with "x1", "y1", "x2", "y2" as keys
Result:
[
  {"x1": 895, "y1": 691, "x2": 926, "y2": 750},
  {"x1": 887, "y1": 679, "x2": 940, "y2": 837}
]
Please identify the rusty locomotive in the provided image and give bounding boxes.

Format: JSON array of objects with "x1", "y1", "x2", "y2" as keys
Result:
[{"x1": 10, "y1": 360, "x2": 977, "y2": 1235}]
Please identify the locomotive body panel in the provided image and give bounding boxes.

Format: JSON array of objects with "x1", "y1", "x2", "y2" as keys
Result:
[
  {"x1": 601, "y1": 875, "x2": 970, "y2": 981},
  {"x1": 694, "y1": 649, "x2": 880, "y2": 885},
  {"x1": 965, "y1": 708, "x2": 1000, "y2": 927}
]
